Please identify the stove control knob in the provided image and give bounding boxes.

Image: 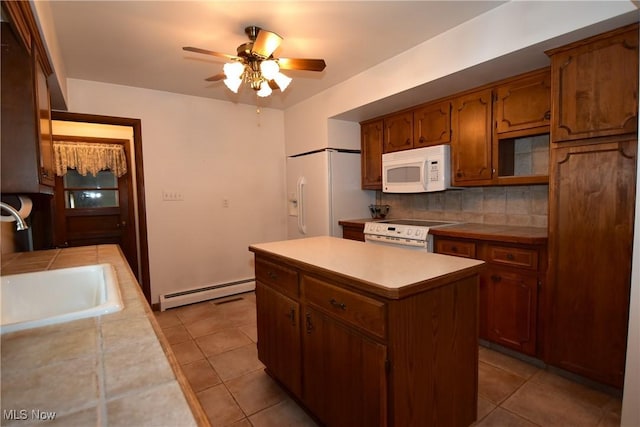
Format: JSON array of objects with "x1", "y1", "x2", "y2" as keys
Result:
[
  {"x1": 376, "y1": 225, "x2": 382, "y2": 232},
  {"x1": 407, "y1": 229, "x2": 413, "y2": 236},
  {"x1": 415, "y1": 230, "x2": 422, "y2": 237}
]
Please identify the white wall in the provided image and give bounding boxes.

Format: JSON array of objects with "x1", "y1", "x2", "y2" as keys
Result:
[{"x1": 66, "y1": 79, "x2": 287, "y2": 304}]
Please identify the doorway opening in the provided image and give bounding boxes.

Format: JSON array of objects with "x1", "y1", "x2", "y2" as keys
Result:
[{"x1": 51, "y1": 111, "x2": 150, "y2": 303}]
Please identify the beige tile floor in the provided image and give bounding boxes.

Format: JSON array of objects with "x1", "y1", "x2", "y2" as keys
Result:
[{"x1": 154, "y1": 293, "x2": 622, "y2": 427}]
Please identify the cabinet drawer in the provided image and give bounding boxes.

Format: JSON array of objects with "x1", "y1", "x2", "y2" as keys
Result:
[
  {"x1": 303, "y1": 275, "x2": 386, "y2": 339},
  {"x1": 255, "y1": 257, "x2": 299, "y2": 298},
  {"x1": 487, "y1": 245, "x2": 538, "y2": 270},
  {"x1": 435, "y1": 239, "x2": 476, "y2": 258}
]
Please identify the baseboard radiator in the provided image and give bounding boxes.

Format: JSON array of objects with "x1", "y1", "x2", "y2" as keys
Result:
[{"x1": 159, "y1": 278, "x2": 255, "y2": 311}]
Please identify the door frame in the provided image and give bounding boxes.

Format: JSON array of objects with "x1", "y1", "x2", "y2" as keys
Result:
[{"x1": 51, "y1": 110, "x2": 151, "y2": 303}]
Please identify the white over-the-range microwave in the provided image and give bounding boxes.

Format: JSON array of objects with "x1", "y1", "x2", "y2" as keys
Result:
[{"x1": 382, "y1": 144, "x2": 452, "y2": 193}]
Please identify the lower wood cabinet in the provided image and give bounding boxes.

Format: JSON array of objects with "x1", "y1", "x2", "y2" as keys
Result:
[
  {"x1": 435, "y1": 236, "x2": 545, "y2": 357},
  {"x1": 303, "y1": 305, "x2": 387, "y2": 427},
  {"x1": 254, "y1": 252, "x2": 479, "y2": 427},
  {"x1": 255, "y1": 282, "x2": 301, "y2": 396}
]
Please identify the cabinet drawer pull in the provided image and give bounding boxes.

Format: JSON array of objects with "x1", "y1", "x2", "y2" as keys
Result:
[
  {"x1": 267, "y1": 271, "x2": 278, "y2": 280},
  {"x1": 506, "y1": 253, "x2": 515, "y2": 260},
  {"x1": 329, "y1": 298, "x2": 347, "y2": 310},
  {"x1": 451, "y1": 246, "x2": 458, "y2": 253}
]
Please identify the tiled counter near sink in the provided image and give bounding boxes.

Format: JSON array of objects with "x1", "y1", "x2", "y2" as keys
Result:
[{"x1": 0, "y1": 245, "x2": 208, "y2": 426}]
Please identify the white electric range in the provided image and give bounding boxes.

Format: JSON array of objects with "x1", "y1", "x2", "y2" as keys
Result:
[{"x1": 363, "y1": 219, "x2": 459, "y2": 252}]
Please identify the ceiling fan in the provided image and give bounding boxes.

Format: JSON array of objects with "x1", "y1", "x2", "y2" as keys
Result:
[{"x1": 183, "y1": 26, "x2": 326, "y2": 97}]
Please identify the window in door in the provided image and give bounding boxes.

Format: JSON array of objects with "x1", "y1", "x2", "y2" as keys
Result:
[{"x1": 63, "y1": 170, "x2": 119, "y2": 209}]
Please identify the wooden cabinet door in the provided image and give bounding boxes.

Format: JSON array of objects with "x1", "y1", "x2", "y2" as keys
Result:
[
  {"x1": 303, "y1": 306, "x2": 387, "y2": 427},
  {"x1": 361, "y1": 120, "x2": 383, "y2": 190},
  {"x1": 255, "y1": 282, "x2": 302, "y2": 396},
  {"x1": 487, "y1": 268, "x2": 538, "y2": 356},
  {"x1": 413, "y1": 100, "x2": 451, "y2": 147},
  {"x1": 547, "y1": 140, "x2": 636, "y2": 388},
  {"x1": 451, "y1": 88, "x2": 494, "y2": 185},
  {"x1": 383, "y1": 111, "x2": 413, "y2": 153},
  {"x1": 495, "y1": 69, "x2": 551, "y2": 134},
  {"x1": 549, "y1": 25, "x2": 638, "y2": 142},
  {"x1": 34, "y1": 52, "x2": 55, "y2": 187}
]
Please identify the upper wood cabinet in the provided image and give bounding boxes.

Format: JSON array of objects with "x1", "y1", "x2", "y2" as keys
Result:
[
  {"x1": 1, "y1": 16, "x2": 55, "y2": 194},
  {"x1": 451, "y1": 88, "x2": 494, "y2": 185},
  {"x1": 413, "y1": 100, "x2": 452, "y2": 147},
  {"x1": 383, "y1": 111, "x2": 413, "y2": 153},
  {"x1": 495, "y1": 69, "x2": 551, "y2": 134},
  {"x1": 547, "y1": 24, "x2": 639, "y2": 142},
  {"x1": 493, "y1": 69, "x2": 551, "y2": 185},
  {"x1": 360, "y1": 119, "x2": 383, "y2": 190},
  {"x1": 383, "y1": 101, "x2": 452, "y2": 154}
]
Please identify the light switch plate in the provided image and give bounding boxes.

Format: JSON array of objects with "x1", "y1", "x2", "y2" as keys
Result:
[{"x1": 162, "y1": 190, "x2": 184, "y2": 201}]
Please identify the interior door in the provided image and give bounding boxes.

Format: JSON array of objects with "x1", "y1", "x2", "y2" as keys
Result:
[{"x1": 53, "y1": 140, "x2": 138, "y2": 273}]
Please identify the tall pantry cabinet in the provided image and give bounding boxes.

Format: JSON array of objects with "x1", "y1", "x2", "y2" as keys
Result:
[{"x1": 545, "y1": 24, "x2": 638, "y2": 389}]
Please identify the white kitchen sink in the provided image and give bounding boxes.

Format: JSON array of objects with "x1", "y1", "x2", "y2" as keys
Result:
[{"x1": 0, "y1": 264, "x2": 123, "y2": 334}]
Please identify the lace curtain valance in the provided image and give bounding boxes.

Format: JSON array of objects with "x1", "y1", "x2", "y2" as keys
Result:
[{"x1": 53, "y1": 141, "x2": 128, "y2": 177}]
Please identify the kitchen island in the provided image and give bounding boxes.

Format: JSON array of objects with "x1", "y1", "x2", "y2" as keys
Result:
[
  {"x1": 0, "y1": 245, "x2": 208, "y2": 426},
  {"x1": 249, "y1": 236, "x2": 485, "y2": 427}
]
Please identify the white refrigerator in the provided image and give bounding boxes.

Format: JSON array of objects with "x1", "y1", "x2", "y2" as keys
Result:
[{"x1": 287, "y1": 149, "x2": 375, "y2": 239}]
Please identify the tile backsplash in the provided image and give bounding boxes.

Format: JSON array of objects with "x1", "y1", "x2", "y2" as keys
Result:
[{"x1": 378, "y1": 185, "x2": 548, "y2": 228}]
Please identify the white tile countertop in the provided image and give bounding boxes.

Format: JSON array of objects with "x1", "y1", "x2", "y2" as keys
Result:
[
  {"x1": 0, "y1": 245, "x2": 208, "y2": 427},
  {"x1": 249, "y1": 236, "x2": 485, "y2": 299}
]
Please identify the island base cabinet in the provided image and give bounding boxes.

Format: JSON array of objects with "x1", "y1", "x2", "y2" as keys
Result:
[
  {"x1": 252, "y1": 250, "x2": 480, "y2": 427},
  {"x1": 303, "y1": 306, "x2": 387, "y2": 427},
  {"x1": 387, "y1": 276, "x2": 478, "y2": 427},
  {"x1": 255, "y1": 282, "x2": 302, "y2": 397}
]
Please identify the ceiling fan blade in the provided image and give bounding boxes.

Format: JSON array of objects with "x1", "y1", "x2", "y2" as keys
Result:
[
  {"x1": 252, "y1": 29, "x2": 283, "y2": 59},
  {"x1": 183, "y1": 46, "x2": 239, "y2": 61},
  {"x1": 268, "y1": 80, "x2": 280, "y2": 90},
  {"x1": 205, "y1": 73, "x2": 226, "y2": 82},
  {"x1": 277, "y1": 58, "x2": 326, "y2": 72}
]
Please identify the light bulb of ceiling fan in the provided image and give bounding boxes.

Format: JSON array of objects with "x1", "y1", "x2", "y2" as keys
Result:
[
  {"x1": 259, "y1": 60, "x2": 280, "y2": 80},
  {"x1": 257, "y1": 81, "x2": 272, "y2": 97},
  {"x1": 223, "y1": 77, "x2": 242, "y2": 93},
  {"x1": 273, "y1": 72, "x2": 292, "y2": 92},
  {"x1": 223, "y1": 61, "x2": 245, "y2": 79}
]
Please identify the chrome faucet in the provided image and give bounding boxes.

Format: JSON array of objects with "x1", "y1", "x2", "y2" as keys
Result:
[{"x1": 0, "y1": 202, "x2": 29, "y2": 231}]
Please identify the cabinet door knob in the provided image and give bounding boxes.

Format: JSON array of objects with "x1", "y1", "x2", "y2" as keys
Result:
[
  {"x1": 491, "y1": 274, "x2": 502, "y2": 282},
  {"x1": 267, "y1": 271, "x2": 277, "y2": 280},
  {"x1": 305, "y1": 313, "x2": 314, "y2": 333},
  {"x1": 286, "y1": 307, "x2": 296, "y2": 326}
]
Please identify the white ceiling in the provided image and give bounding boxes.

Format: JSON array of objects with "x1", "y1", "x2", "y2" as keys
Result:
[{"x1": 46, "y1": 1, "x2": 508, "y2": 111}]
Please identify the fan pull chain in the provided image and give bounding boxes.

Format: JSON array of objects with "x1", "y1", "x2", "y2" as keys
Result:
[{"x1": 255, "y1": 96, "x2": 261, "y2": 126}]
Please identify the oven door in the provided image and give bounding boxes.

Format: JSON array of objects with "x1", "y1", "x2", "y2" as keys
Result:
[{"x1": 364, "y1": 234, "x2": 432, "y2": 252}]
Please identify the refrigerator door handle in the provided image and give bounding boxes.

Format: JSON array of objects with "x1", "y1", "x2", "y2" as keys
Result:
[{"x1": 297, "y1": 176, "x2": 307, "y2": 234}]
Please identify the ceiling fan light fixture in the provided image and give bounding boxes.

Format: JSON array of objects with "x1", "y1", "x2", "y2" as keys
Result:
[
  {"x1": 223, "y1": 77, "x2": 243, "y2": 93},
  {"x1": 273, "y1": 72, "x2": 292, "y2": 92},
  {"x1": 259, "y1": 60, "x2": 280, "y2": 80},
  {"x1": 223, "y1": 61, "x2": 245, "y2": 79},
  {"x1": 257, "y1": 81, "x2": 273, "y2": 97}
]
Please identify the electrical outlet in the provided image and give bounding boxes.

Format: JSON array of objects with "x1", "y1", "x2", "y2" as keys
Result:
[
  {"x1": 222, "y1": 198, "x2": 229, "y2": 208},
  {"x1": 162, "y1": 190, "x2": 184, "y2": 201}
]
